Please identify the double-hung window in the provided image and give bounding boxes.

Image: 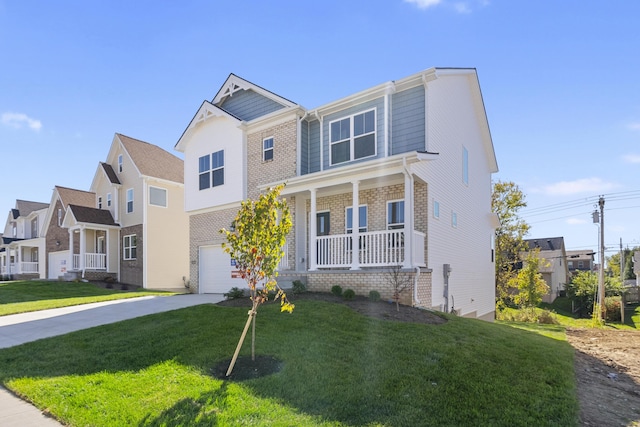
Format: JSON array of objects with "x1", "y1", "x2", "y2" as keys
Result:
[
  {"x1": 98, "y1": 196, "x2": 102, "y2": 209},
  {"x1": 263, "y1": 137, "x2": 274, "y2": 161},
  {"x1": 123, "y1": 235, "x2": 137, "y2": 260},
  {"x1": 118, "y1": 155, "x2": 123, "y2": 173},
  {"x1": 126, "y1": 189, "x2": 134, "y2": 214},
  {"x1": 330, "y1": 109, "x2": 376, "y2": 165},
  {"x1": 212, "y1": 150, "x2": 224, "y2": 187},
  {"x1": 387, "y1": 201, "x2": 405, "y2": 230},
  {"x1": 346, "y1": 205, "x2": 368, "y2": 233},
  {"x1": 199, "y1": 150, "x2": 225, "y2": 190},
  {"x1": 107, "y1": 193, "x2": 112, "y2": 207}
]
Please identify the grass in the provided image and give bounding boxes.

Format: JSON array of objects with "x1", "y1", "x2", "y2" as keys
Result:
[
  {"x1": 0, "y1": 300, "x2": 579, "y2": 426},
  {"x1": 0, "y1": 280, "x2": 176, "y2": 316}
]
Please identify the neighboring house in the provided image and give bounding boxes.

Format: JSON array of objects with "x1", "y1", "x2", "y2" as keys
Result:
[
  {"x1": 175, "y1": 68, "x2": 498, "y2": 320},
  {"x1": 41, "y1": 185, "x2": 99, "y2": 280},
  {"x1": 523, "y1": 237, "x2": 569, "y2": 303},
  {"x1": 84, "y1": 133, "x2": 190, "y2": 289},
  {"x1": 634, "y1": 251, "x2": 640, "y2": 287},
  {"x1": 566, "y1": 250, "x2": 595, "y2": 276},
  {"x1": 0, "y1": 200, "x2": 50, "y2": 279}
]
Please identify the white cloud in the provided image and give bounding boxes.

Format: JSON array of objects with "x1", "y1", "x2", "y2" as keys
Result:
[
  {"x1": 566, "y1": 218, "x2": 587, "y2": 225},
  {"x1": 1, "y1": 112, "x2": 42, "y2": 131},
  {"x1": 405, "y1": 0, "x2": 442, "y2": 9},
  {"x1": 454, "y1": 2, "x2": 471, "y2": 13},
  {"x1": 628, "y1": 122, "x2": 640, "y2": 131},
  {"x1": 623, "y1": 154, "x2": 640, "y2": 164},
  {"x1": 541, "y1": 178, "x2": 616, "y2": 196}
]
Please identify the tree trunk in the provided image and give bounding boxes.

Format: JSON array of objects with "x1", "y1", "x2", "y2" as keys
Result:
[{"x1": 251, "y1": 310, "x2": 256, "y2": 361}]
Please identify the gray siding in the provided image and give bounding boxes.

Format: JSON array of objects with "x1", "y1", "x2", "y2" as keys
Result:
[
  {"x1": 219, "y1": 89, "x2": 285, "y2": 121},
  {"x1": 391, "y1": 86, "x2": 425, "y2": 155},
  {"x1": 322, "y1": 97, "x2": 385, "y2": 170},
  {"x1": 300, "y1": 120, "x2": 309, "y2": 174},
  {"x1": 308, "y1": 120, "x2": 321, "y2": 173}
]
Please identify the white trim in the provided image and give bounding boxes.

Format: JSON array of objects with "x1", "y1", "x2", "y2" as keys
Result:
[
  {"x1": 123, "y1": 234, "x2": 137, "y2": 260},
  {"x1": 345, "y1": 204, "x2": 368, "y2": 233},
  {"x1": 386, "y1": 199, "x2": 405, "y2": 230}
]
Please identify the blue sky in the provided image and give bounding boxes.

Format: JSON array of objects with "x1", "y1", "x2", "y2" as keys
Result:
[{"x1": 1, "y1": 0, "x2": 639, "y2": 257}]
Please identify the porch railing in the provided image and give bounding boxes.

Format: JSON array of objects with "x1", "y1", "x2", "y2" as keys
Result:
[
  {"x1": 20, "y1": 262, "x2": 39, "y2": 273},
  {"x1": 72, "y1": 253, "x2": 107, "y2": 271},
  {"x1": 316, "y1": 229, "x2": 425, "y2": 268}
]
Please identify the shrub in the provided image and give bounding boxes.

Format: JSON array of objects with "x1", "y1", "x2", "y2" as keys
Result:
[
  {"x1": 292, "y1": 280, "x2": 307, "y2": 295},
  {"x1": 368, "y1": 290, "x2": 381, "y2": 302},
  {"x1": 604, "y1": 296, "x2": 622, "y2": 322},
  {"x1": 224, "y1": 287, "x2": 245, "y2": 300},
  {"x1": 537, "y1": 309, "x2": 559, "y2": 325},
  {"x1": 343, "y1": 289, "x2": 355, "y2": 300},
  {"x1": 331, "y1": 285, "x2": 343, "y2": 297}
]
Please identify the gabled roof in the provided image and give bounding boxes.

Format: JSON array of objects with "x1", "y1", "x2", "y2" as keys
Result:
[
  {"x1": 213, "y1": 73, "x2": 298, "y2": 109},
  {"x1": 14, "y1": 200, "x2": 49, "y2": 217},
  {"x1": 100, "y1": 162, "x2": 121, "y2": 185},
  {"x1": 525, "y1": 237, "x2": 566, "y2": 252},
  {"x1": 117, "y1": 133, "x2": 184, "y2": 184},
  {"x1": 55, "y1": 186, "x2": 95, "y2": 209},
  {"x1": 175, "y1": 101, "x2": 243, "y2": 152},
  {"x1": 67, "y1": 205, "x2": 118, "y2": 226}
]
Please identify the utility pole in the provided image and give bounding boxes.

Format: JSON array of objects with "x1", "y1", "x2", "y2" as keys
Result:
[
  {"x1": 598, "y1": 196, "x2": 605, "y2": 322},
  {"x1": 620, "y1": 238, "x2": 624, "y2": 285}
]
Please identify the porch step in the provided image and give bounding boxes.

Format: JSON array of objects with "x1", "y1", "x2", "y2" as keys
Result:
[{"x1": 63, "y1": 272, "x2": 81, "y2": 282}]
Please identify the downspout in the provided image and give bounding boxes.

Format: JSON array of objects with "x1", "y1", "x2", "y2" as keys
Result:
[
  {"x1": 402, "y1": 157, "x2": 414, "y2": 269},
  {"x1": 413, "y1": 266, "x2": 421, "y2": 306},
  {"x1": 297, "y1": 112, "x2": 308, "y2": 176}
]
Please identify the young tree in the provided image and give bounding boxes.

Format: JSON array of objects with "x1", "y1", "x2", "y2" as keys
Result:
[
  {"x1": 220, "y1": 184, "x2": 293, "y2": 376},
  {"x1": 385, "y1": 264, "x2": 413, "y2": 312},
  {"x1": 508, "y1": 250, "x2": 549, "y2": 308},
  {"x1": 566, "y1": 270, "x2": 625, "y2": 317},
  {"x1": 492, "y1": 181, "x2": 530, "y2": 309}
]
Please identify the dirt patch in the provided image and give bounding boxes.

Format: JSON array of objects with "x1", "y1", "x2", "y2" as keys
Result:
[
  {"x1": 216, "y1": 292, "x2": 447, "y2": 325},
  {"x1": 210, "y1": 355, "x2": 283, "y2": 381},
  {"x1": 567, "y1": 328, "x2": 640, "y2": 426}
]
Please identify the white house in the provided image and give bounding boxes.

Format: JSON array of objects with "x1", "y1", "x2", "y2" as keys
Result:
[{"x1": 176, "y1": 68, "x2": 499, "y2": 320}]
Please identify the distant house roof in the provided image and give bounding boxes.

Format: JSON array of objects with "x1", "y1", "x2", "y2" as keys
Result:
[
  {"x1": 55, "y1": 186, "x2": 96, "y2": 209},
  {"x1": 525, "y1": 237, "x2": 565, "y2": 252},
  {"x1": 117, "y1": 133, "x2": 184, "y2": 184},
  {"x1": 566, "y1": 250, "x2": 595, "y2": 261},
  {"x1": 12, "y1": 200, "x2": 49, "y2": 218},
  {"x1": 100, "y1": 162, "x2": 121, "y2": 185},
  {"x1": 67, "y1": 205, "x2": 118, "y2": 226}
]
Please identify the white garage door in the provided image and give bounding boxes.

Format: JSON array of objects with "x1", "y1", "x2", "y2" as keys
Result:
[
  {"x1": 199, "y1": 245, "x2": 245, "y2": 294},
  {"x1": 48, "y1": 250, "x2": 70, "y2": 279}
]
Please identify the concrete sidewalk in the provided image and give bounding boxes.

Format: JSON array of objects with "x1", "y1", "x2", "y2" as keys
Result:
[{"x1": 0, "y1": 293, "x2": 224, "y2": 426}]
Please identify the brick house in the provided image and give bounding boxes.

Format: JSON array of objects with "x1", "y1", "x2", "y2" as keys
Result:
[{"x1": 176, "y1": 68, "x2": 498, "y2": 320}]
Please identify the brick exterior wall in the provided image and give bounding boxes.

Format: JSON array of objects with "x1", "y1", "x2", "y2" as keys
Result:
[
  {"x1": 246, "y1": 119, "x2": 298, "y2": 199},
  {"x1": 120, "y1": 224, "x2": 143, "y2": 286},
  {"x1": 303, "y1": 267, "x2": 432, "y2": 307},
  {"x1": 45, "y1": 200, "x2": 71, "y2": 259}
]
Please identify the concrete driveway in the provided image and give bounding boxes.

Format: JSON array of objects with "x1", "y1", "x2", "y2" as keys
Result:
[{"x1": 0, "y1": 293, "x2": 224, "y2": 426}]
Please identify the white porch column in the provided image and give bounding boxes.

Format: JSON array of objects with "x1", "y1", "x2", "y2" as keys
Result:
[
  {"x1": 350, "y1": 180, "x2": 360, "y2": 270},
  {"x1": 16, "y1": 245, "x2": 21, "y2": 274},
  {"x1": 403, "y1": 171, "x2": 414, "y2": 269},
  {"x1": 68, "y1": 229, "x2": 74, "y2": 271},
  {"x1": 79, "y1": 227, "x2": 86, "y2": 276},
  {"x1": 309, "y1": 188, "x2": 317, "y2": 271}
]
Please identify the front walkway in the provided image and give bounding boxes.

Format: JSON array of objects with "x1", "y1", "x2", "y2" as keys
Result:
[{"x1": 0, "y1": 293, "x2": 225, "y2": 426}]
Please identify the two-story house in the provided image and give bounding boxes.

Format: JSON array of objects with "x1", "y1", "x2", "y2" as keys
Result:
[
  {"x1": 0, "y1": 200, "x2": 50, "y2": 279},
  {"x1": 566, "y1": 250, "x2": 595, "y2": 276},
  {"x1": 523, "y1": 237, "x2": 569, "y2": 303},
  {"x1": 42, "y1": 185, "x2": 98, "y2": 280},
  {"x1": 176, "y1": 68, "x2": 498, "y2": 320},
  {"x1": 80, "y1": 133, "x2": 190, "y2": 289}
]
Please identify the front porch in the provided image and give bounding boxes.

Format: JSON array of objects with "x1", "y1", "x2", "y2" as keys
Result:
[
  {"x1": 0, "y1": 240, "x2": 45, "y2": 279},
  {"x1": 315, "y1": 229, "x2": 425, "y2": 268}
]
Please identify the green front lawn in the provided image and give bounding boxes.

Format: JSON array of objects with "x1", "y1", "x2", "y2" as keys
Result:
[
  {"x1": 0, "y1": 300, "x2": 578, "y2": 426},
  {"x1": 0, "y1": 281, "x2": 175, "y2": 316}
]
